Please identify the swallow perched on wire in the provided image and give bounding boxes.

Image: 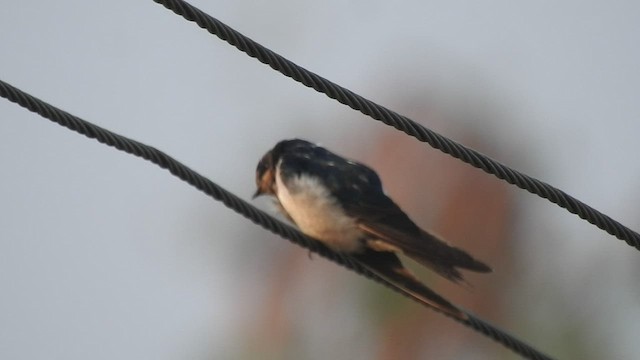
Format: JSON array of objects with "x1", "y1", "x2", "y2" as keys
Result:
[{"x1": 253, "y1": 139, "x2": 491, "y2": 320}]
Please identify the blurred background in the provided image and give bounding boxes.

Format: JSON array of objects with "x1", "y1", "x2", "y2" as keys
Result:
[{"x1": 1, "y1": 1, "x2": 639, "y2": 359}]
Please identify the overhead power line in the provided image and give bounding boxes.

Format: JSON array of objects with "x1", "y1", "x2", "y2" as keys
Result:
[
  {"x1": 0, "y1": 79, "x2": 554, "y2": 360},
  {"x1": 151, "y1": 0, "x2": 640, "y2": 251}
]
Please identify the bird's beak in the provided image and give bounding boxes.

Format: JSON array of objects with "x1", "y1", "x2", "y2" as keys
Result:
[{"x1": 252, "y1": 188, "x2": 263, "y2": 199}]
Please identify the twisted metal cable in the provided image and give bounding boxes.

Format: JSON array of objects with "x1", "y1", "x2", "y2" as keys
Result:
[
  {"x1": 0, "y1": 79, "x2": 554, "y2": 360},
  {"x1": 151, "y1": 0, "x2": 640, "y2": 251}
]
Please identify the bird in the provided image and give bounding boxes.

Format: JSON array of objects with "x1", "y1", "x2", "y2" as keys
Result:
[{"x1": 253, "y1": 138, "x2": 491, "y2": 320}]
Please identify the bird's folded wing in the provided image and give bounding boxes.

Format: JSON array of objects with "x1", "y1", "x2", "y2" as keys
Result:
[{"x1": 344, "y1": 195, "x2": 491, "y2": 282}]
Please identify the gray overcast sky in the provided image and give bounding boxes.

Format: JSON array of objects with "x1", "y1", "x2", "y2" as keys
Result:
[{"x1": 1, "y1": 1, "x2": 639, "y2": 359}]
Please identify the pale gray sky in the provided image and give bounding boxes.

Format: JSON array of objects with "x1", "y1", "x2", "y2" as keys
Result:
[{"x1": 1, "y1": 1, "x2": 639, "y2": 359}]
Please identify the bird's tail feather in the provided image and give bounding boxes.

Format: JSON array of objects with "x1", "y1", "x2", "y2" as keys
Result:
[
  {"x1": 406, "y1": 230, "x2": 492, "y2": 283},
  {"x1": 352, "y1": 249, "x2": 467, "y2": 321}
]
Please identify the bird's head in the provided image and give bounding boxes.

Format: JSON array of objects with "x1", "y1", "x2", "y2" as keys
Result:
[{"x1": 253, "y1": 138, "x2": 315, "y2": 199}]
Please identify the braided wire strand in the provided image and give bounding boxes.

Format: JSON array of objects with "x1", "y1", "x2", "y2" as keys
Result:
[
  {"x1": 151, "y1": 0, "x2": 640, "y2": 250},
  {"x1": 0, "y1": 79, "x2": 554, "y2": 360}
]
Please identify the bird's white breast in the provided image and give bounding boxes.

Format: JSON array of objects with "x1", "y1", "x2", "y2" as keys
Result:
[{"x1": 275, "y1": 166, "x2": 363, "y2": 253}]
